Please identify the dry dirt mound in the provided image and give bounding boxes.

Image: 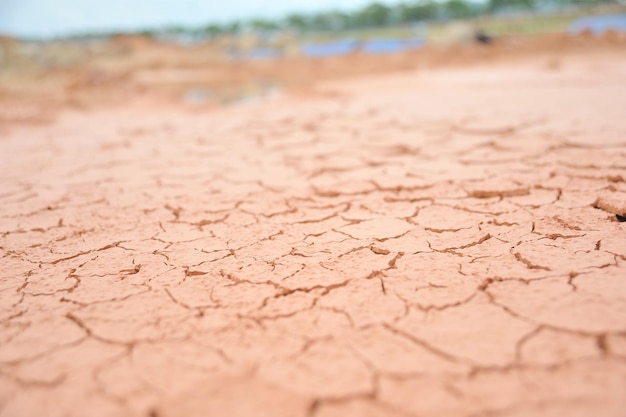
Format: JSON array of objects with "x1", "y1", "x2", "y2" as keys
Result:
[{"x1": 1, "y1": 50, "x2": 626, "y2": 417}]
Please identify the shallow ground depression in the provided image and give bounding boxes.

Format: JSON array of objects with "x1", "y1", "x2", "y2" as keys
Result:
[{"x1": 1, "y1": 52, "x2": 626, "y2": 417}]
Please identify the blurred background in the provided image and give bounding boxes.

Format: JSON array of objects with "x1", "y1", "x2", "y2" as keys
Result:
[{"x1": 1, "y1": 0, "x2": 626, "y2": 120}]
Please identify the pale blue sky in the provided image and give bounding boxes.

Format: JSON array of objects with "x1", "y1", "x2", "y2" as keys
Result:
[{"x1": 0, "y1": 0, "x2": 399, "y2": 38}]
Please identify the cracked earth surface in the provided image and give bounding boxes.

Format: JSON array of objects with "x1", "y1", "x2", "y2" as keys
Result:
[{"x1": 1, "y1": 51, "x2": 626, "y2": 417}]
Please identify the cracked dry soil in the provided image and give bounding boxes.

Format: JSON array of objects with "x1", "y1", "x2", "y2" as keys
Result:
[{"x1": 1, "y1": 51, "x2": 626, "y2": 417}]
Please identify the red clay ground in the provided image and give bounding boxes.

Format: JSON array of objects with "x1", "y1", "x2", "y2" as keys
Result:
[{"x1": 1, "y1": 40, "x2": 626, "y2": 417}]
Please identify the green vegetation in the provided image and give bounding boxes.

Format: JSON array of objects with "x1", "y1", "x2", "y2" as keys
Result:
[
  {"x1": 480, "y1": 13, "x2": 576, "y2": 36},
  {"x1": 59, "y1": 0, "x2": 622, "y2": 41},
  {"x1": 200, "y1": 0, "x2": 618, "y2": 35}
]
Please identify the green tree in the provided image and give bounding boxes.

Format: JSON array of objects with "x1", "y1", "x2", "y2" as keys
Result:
[
  {"x1": 355, "y1": 2, "x2": 392, "y2": 27},
  {"x1": 250, "y1": 18, "x2": 279, "y2": 31},
  {"x1": 203, "y1": 23, "x2": 224, "y2": 37},
  {"x1": 415, "y1": 1, "x2": 439, "y2": 21},
  {"x1": 311, "y1": 12, "x2": 333, "y2": 31},
  {"x1": 225, "y1": 21, "x2": 241, "y2": 34},
  {"x1": 285, "y1": 13, "x2": 310, "y2": 31},
  {"x1": 488, "y1": 0, "x2": 537, "y2": 11},
  {"x1": 443, "y1": 0, "x2": 472, "y2": 18}
]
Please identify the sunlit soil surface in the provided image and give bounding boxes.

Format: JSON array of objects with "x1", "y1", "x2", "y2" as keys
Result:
[{"x1": 1, "y1": 35, "x2": 626, "y2": 417}]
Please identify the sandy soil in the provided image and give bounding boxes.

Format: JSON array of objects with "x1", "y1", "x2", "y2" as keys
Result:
[{"x1": 1, "y1": 38, "x2": 626, "y2": 417}]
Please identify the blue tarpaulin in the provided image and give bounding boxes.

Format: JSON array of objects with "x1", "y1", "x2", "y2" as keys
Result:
[
  {"x1": 569, "y1": 14, "x2": 626, "y2": 35},
  {"x1": 301, "y1": 37, "x2": 424, "y2": 58},
  {"x1": 301, "y1": 39, "x2": 360, "y2": 58},
  {"x1": 361, "y1": 38, "x2": 425, "y2": 54}
]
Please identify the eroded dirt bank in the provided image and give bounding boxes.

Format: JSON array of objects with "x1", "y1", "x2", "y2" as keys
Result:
[{"x1": 1, "y1": 47, "x2": 626, "y2": 417}]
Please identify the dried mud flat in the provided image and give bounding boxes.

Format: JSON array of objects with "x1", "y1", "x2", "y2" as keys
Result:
[{"x1": 1, "y1": 44, "x2": 626, "y2": 417}]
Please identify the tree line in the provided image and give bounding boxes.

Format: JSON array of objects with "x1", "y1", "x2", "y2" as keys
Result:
[{"x1": 145, "y1": 0, "x2": 615, "y2": 37}]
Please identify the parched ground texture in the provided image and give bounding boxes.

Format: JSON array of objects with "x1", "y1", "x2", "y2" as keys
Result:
[{"x1": 1, "y1": 49, "x2": 626, "y2": 417}]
